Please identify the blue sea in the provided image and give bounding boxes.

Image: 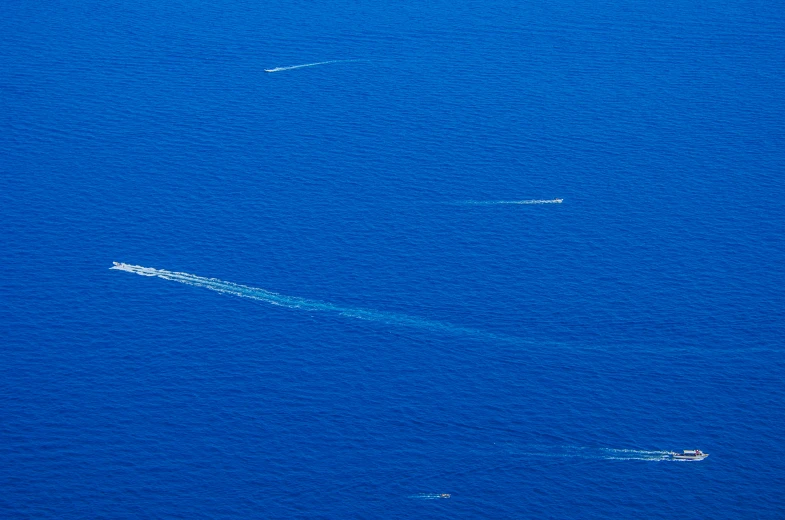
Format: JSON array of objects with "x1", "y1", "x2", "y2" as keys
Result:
[{"x1": 2, "y1": 0, "x2": 784, "y2": 517}]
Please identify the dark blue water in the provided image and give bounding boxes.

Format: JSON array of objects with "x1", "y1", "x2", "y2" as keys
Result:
[{"x1": 2, "y1": 0, "x2": 784, "y2": 517}]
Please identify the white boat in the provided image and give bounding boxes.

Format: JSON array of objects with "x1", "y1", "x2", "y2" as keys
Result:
[{"x1": 669, "y1": 449, "x2": 708, "y2": 461}]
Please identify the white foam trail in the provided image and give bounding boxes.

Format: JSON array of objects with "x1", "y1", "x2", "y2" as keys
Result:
[
  {"x1": 111, "y1": 262, "x2": 520, "y2": 343},
  {"x1": 408, "y1": 494, "x2": 450, "y2": 500},
  {"x1": 264, "y1": 59, "x2": 363, "y2": 73},
  {"x1": 510, "y1": 446, "x2": 671, "y2": 461},
  {"x1": 461, "y1": 199, "x2": 564, "y2": 205},
  {"x1": 599, "y1": 448, "x2": 671, "y2": 461}
]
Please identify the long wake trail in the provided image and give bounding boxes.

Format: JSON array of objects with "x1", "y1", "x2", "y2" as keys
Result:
[
  {"x1": 460, "y1": 199, "x2": 564, "y2": 205},
  {"x1": 111, "y1": 262, "x2": 520, "y2": 343},
  {"x1": 510, "y1": 446, "x2": 672, "y2": 461},
  {"x1": 264, "y1": 59, "x2": 363, "y2": 73}
]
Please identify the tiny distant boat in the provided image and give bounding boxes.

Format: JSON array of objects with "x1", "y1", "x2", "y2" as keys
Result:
[
  {"x1": 669, "y1": 449, "x2": 708, "y2": 461},
  {"x1": 554, "y1": 199, "x2": 563, "y2": 203},
  {"x1": 440, "y1": 494, "x2": 451, "y2": 499}
]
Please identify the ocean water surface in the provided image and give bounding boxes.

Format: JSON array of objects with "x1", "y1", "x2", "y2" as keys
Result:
[{"x1": 2, "y1": 0, "x2": 784, "y2": 517}]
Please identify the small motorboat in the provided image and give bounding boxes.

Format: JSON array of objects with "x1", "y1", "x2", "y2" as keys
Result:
[
  {"x1": 669, "y1": 449, "x2": 708, "y2": 461},
  {"x1": 440, "y1": 494, "x2": 451, "y2": 499}
]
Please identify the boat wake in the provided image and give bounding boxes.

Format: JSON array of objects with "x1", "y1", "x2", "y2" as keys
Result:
[
  {"x1": 264, "y1": 59, "x2": 363, "y2": 73},
  {"x1": 408, "y1": 493, "x2": 451, "y2": 500},
  {"x1": 511, "y1": 446, "x2": 671, "y2": 462},
  {"x1": 110, "y1": 262, "x2": 521, "y2": 344},
  {"x1": 597, "y1": 448, "x2": 672, "y2": 461},
  {"x1": 460, "y1": 199, "x2": 564, "y2": 205}
]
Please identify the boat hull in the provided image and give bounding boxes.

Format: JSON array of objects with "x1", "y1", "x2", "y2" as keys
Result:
[{"x1": 670, "y1": 453, "x2": 709, "y2": 461}]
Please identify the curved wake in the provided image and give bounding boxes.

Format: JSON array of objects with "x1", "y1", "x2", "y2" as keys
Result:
[
  {"x1": 110, "y1": 262, "x2": 520, "y2": 344},
  {"x1": 264, "y1": 59, "x2": 363, "y2": 73}
]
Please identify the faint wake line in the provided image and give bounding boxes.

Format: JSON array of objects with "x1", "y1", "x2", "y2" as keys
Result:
[
  {"x1": 599, "y1": 448, "x2": 671, "y2": 461},
  {"x1": 110, "y1": 262, "x2": 520, "y2": 343},
  {"x1": 264, "y1": 60, "x2": 363, "y2": 73},
  {"x1": 511, "y1": 446, "x2": 672, "y2": 461},
  {"x1": 461, "y1": 199, "x2": 564, "y2": 205}
]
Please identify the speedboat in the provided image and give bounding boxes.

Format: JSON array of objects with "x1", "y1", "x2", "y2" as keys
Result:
[
  {"x1": 440, "y1": 494, "x2": 451, "y2": 499},
  {"x1": 669, "y1": 450, "x2": 708, "y2": 461}
]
